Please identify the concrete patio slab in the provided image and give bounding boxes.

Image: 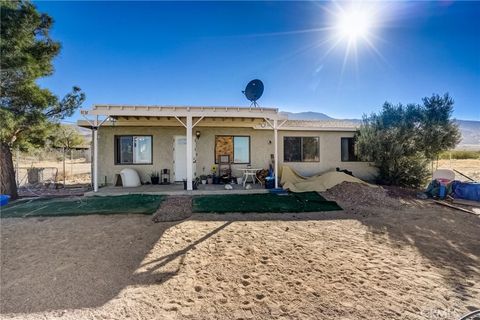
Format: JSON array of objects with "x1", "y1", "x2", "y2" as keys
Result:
[{"x1": 85, "y1": 183, "x2": 269, "y2": 196}]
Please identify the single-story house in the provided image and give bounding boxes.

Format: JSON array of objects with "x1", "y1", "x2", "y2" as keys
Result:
[{"x1": 78, "y1": 105, "x2": 375, "y2": 192}]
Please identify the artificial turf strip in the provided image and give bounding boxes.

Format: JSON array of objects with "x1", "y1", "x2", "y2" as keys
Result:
[
  {"x1": 0, "y1": 194, "x2": 165, "y2": 218},
  {"x1": 192, "y1": 192, "x2": 342, "y2": 213}
]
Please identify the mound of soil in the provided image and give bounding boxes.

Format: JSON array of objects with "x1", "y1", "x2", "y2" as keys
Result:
[{"x1": 322, "y1": 182, "x2": 405, "y2": 210}]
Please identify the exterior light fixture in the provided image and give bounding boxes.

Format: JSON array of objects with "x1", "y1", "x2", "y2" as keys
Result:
[{"x1": 196, "y1": 131, "x2": 201, "y2": 139}]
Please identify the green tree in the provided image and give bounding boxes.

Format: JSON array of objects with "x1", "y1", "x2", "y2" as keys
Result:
[
  {"x1": 356, "y1": 94, "x2": 460, "y2": 188},
  {"x1": 0, "y1": 0, "x2": 85, "y2": 199},
  {"x1": 419, "y1": 93, "x2": 461, "y2": 163}
]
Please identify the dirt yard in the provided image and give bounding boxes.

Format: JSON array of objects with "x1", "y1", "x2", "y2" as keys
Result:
[
  {"x1": 1, "y1": 192, "x2": 479, "y2": 320},
  {"x1": 436, "y1": 159, "x2": 480, "y2": 181}
]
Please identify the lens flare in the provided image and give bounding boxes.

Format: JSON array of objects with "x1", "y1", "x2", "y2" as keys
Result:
[{"x1": 337, "y1": 9, "x2": 372, "y2": 41}]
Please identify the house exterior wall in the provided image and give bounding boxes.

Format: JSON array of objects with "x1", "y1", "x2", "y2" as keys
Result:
[
  {"x1": 277, "y1": 130, "x2": 377, "y2": 179},
  {"x1": 96, "y1": 125, "x2": 376, "y2": 186}
]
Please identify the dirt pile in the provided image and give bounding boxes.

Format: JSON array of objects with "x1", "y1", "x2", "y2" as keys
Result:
[
  {"x1": 152, "y1": 195, "x2": 192, "y2": 222},
  {"x1": 322, "y1": 182, "x2": 406, "y2": 211}
]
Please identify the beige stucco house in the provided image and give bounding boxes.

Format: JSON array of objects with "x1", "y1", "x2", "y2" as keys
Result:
[{"x1": 78, "y1": 105, "x2": 375, "y2": 192}]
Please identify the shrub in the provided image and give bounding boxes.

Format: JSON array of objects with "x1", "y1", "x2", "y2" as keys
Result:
[
  {"x1": 357, "y1": 94, "x2": 460, "y2": 188},
  {"x1": 439, "y1": 150, "x2": 480, "y2": 160}
]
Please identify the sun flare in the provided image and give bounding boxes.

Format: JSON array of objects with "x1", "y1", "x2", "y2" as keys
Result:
[
  {"x1": 321, "y1": 2, "x2": 386, "y2": 75},
  {"x1": 336, "y1": 9, "x2": 372, "y2": 41}
]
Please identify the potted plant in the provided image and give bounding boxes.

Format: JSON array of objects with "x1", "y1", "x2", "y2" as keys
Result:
[
  {"x1": 150, "y1": 171, "x2": 160, "y2": 185},
  {"x1": 200, "y1": 175, "x2": 207, "y2": 185},
  {"x1": 207, "y1": 174, "x2": 213, "y2": 184}
]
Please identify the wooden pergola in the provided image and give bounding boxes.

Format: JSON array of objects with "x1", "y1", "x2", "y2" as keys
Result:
[{"x1": 79, "y1": 105, "x2": 288, "y2": 192}]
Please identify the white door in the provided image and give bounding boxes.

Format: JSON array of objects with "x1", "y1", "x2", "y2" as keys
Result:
[{"x1": 174, "y1": 136, "x2": 196, "y2": 181}]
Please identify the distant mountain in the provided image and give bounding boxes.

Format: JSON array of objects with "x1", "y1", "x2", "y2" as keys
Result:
[
  {"x1": 65, "y1": 124, "x2": 92, "y2": 141},
  {"x1": 455, "y1": 120, "x2": 480, "y2": 150},
  {"x1": 284, "y1": 111, "x2": 480, "y2": 150},
  {"x1": 282, "y1": 111, "x2": 333, "y2": 120}
]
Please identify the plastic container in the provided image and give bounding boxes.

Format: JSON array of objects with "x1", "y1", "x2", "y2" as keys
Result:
[
  {"x1": 452, "y1": 181, "x2": 480, "y2": 201},
  {"x1": 439, "y1": 185, "x2": 446, "y2": 199},
  {"x1": 265, "y1": 177, "x2": 275, "y2": 189},
  {"x1": 0, "y1": 195, "x2": 11, "y2": 207},
  {"x1": 120, "y1": 168, "x2": 141, "y2": 187}
]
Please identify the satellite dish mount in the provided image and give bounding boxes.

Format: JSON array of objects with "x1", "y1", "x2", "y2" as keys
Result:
[{"x1": 243, "y1": 79, "x2": 264, "y2": 108}]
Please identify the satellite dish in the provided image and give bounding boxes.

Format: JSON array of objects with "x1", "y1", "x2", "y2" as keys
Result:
[{"x1": 243, "y1": 79, "x2": 264, "y2": 107}]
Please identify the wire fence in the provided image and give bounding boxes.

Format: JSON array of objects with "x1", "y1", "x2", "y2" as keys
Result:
[{"x1": 15, "y1": 149, "x2": 91, "y2": 188}]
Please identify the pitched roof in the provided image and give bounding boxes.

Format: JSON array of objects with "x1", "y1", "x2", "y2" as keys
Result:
[{"x1": 281, "y1": 119, "x2": 360, "y2": 131}]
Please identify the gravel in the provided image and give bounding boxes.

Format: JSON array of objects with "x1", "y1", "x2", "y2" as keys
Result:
[{"x1": 152, "y1": 196, "x2": 193, "y2": 222}]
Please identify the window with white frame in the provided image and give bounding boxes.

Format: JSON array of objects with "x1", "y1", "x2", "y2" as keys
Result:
[{"x1": 115, "y1": 135, "x2": 152, "y2": 164}]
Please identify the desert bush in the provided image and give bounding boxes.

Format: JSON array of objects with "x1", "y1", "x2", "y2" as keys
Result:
[
  {"x1": 439, "y1": 150, "x2": 480, "y2": 160},
  {"x1": 356, "y1": 93, "x2": 460, "y2": 188}
]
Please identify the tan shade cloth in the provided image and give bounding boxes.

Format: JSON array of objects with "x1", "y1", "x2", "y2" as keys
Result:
[{"x1": 280, "y1": 165, "x2": 375, "y2": 192}]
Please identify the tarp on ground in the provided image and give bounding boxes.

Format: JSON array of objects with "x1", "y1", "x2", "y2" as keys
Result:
[
  {"x1": 1, "y1": 194, "x2": 165, "y2": 218},
  {"x1": 452, "y1": 181, "x2": 480, "y2": 202},
  {"x1": 193, "y1": 192, "x2": 342, "y2": 213},
  {"x1": 280, "y1": 165, "x2": 375, "y2": 193}
]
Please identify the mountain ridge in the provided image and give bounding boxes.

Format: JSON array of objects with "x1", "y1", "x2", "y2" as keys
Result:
[{"x1": 283, "y1": 111, "x2": 480, "y2": 150}]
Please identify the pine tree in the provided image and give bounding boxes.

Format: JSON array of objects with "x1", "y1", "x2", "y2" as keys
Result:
[{"x1": 1, "y1": 0, "x2": 85, "y2": 199}]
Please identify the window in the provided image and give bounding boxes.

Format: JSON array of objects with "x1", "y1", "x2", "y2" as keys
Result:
[
  {"x1": 215, "y1": 136, "x2": 250, "y2": 164},
  {"x1": 284, "y1": 137, "x2": 319, "y2": 162},
  {"x1": 115, "y1": 136, "x2": 152, "y2": 164},
  {"x1": 341, "y1": 137, "x2": 358, "y2": 161}
]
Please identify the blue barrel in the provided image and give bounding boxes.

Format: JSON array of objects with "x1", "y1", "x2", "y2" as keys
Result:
[{"x1": 0, "y1": 195, "x2": 11, "y2": 207}]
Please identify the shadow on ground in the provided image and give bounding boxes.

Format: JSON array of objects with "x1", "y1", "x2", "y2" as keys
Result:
[
  {"x1": 0, "y1": 210, "x2": 349, "y2": 315},
  {"x1": 1, "y1": 201, "x2": 479, "y2": 315},
  {"x1": 356, "y1": 203, "x2": 480, "y2": 300},
  {"x1": 0, "y1": 215, "x2": 177, "y2": 314},
  {"x1": 193, "y1": 204, "x2": 480, "y2": 308}
]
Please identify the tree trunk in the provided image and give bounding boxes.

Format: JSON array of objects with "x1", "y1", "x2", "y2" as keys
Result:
[{"x1": 0, "y1": 143, "x2": 18, "y2": 199}]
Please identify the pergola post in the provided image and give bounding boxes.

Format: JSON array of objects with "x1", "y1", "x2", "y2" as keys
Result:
[
  {"x1": 93, "y1": 126, "x2": 98, "y2": 192},
  {"x1": 274, "y1": 119, "x2": 279, "y2": 189},
  {"x1": 186, "y1": 115, "x2": 193, "y2": 191},
  {"x1": 81, "y1": 114, "x2": 109, "y2": 193}
]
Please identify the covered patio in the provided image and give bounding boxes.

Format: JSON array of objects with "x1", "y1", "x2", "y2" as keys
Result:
[{"x1": 79, "y1": 105, "x2": 288, "y2": 193}]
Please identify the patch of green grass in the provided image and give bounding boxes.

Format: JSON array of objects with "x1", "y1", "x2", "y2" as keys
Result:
[
  {"x1": 192, "y1": 192, "x2": 342, "y2": 213},
  {"x1": 439, "y1": 150, "x2": 480, "y2": 160},
  {"x1": 1, "y1": 194, "x2": 165, "y2": 218}
]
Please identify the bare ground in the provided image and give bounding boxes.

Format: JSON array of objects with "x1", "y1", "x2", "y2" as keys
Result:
[
  {"x1": 1, "y1": 188, "x2": 479, "y2": 320},
  {"x1": 436, "y1": 159, "x2": 480, "y2": 181}
]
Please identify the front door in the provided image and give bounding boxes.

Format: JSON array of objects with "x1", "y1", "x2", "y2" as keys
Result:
[{"x1": 174, "y1": 136, "x2": 196, "y2": 181}]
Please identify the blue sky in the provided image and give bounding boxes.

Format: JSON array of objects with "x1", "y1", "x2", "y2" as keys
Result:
[{"x1": 34, "y1": 1, "x2": 480, "y2": 121}]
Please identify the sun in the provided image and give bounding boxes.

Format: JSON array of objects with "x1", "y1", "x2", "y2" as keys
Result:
[
  {"x1": 336, "y1": 9, "x2": 372, "y2": 41},
  {"x1": 320, "y1": 2, "x2": 385, "y2": 74}
]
